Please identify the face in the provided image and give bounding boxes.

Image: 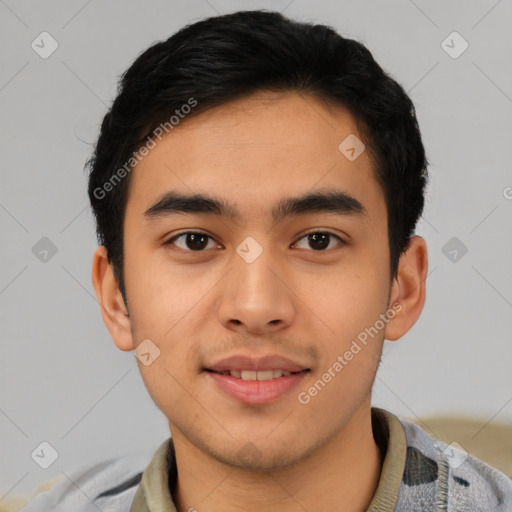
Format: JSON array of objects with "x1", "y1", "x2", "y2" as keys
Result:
[{"x1": 114, "y1": 91, "x2": 396, "y2": 471}]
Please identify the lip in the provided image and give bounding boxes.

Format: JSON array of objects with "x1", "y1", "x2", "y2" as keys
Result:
[
  {"x1": 205, "y1": 370, "x2": 309, "y2": 406},
  {"x1": 206, "y1": 354, "x2": 309, "y2": 373}
]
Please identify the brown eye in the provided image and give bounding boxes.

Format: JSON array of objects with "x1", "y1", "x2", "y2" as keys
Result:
[
  {"x1": 166, "y1": 232, "x2": 218, "y2": 251},
  {"x1": 294, "y1": 232, "x2": 344, "y2": 251}
]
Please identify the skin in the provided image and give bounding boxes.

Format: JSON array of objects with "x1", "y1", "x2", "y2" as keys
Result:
[{"x1": 92, "y1": 90, "x2": 428, "y2": 511}]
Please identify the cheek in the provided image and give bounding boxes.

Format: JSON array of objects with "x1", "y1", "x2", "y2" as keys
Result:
[
  {"x1": 125, "y1": 251, "x2": 209, "y2": 374},
  {"x1": 304, "y1": 271, "x2": 388, "y2": 404},
  {"x1": 125, "y1": 245, "x2": 202, "y2": 332},
  {"x1": 308, "y1": 264, "x2": 388, "y2": 342}
]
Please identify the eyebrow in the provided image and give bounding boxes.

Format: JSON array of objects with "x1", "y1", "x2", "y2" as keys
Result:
[{"x1": 143, "y1": 187, "x2": 367, "y2": 224}]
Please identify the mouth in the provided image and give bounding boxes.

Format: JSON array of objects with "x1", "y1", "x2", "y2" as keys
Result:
[
  {"x1": 203, "y1": 354, "x2": 312, "y2": 405},
  {"x1": 203, "y1": 367, "x2": 311, "y2": 406},
  {"x1": 204, "y1": 368, "x2": 310, "y2": 380}
]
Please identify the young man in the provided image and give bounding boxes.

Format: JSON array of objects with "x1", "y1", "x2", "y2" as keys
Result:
[{"x1": 20, "y1": 9, "x2": 512, "y2": 512}]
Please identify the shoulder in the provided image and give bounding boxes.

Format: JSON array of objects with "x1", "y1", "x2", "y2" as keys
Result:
[
  {"x1": 17, "y1": 449, "x2": 153, "y2": 512},
  {"x1": 396, "y1": 413, "x2": 512, "y2": 510}
]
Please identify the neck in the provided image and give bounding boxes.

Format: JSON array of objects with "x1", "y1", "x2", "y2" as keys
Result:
[{"x1": 171, "y1": 404, "x2": 383, "y2": 512}]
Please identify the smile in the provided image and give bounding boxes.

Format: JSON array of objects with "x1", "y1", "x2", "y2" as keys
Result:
[
  {"x1": 204, "y1": 369, "x2": 310, "y2": 406},
  {"x1": 214, "y1": 369, "x2": 297, "y2": 380}
]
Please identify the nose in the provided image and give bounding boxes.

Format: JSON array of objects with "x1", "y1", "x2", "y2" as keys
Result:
[{"x1": 216, "y1": 245, "x2": 295, "y2": 336}]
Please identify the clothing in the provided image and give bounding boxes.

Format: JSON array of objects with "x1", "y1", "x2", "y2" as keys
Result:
[{"x1": 18, "y1": 408, "x2": 512, "y2": 511}]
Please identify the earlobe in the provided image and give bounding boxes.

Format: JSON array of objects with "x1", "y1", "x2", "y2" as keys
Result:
[
  {"x1": 384, "y1": 236, "x2": 428, "y2": 341},
  {"x1": 91, "y1": 246, "x2": 135, "y2": 351}
]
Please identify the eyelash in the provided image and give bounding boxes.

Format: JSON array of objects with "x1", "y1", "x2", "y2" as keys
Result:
[{"x1": 164, "y1": 230, "x2": 346, "y2": 253}]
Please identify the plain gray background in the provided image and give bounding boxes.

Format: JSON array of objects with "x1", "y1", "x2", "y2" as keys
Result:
[{"x1": 1, "y1": 0, "x2": 511, "y2": 500}]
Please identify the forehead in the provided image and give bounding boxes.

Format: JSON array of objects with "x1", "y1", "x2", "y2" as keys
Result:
[{"x1": 126, "y1": 91, "x2": 384, "y2": 225}]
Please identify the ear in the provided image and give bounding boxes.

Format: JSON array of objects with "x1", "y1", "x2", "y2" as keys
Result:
[
  {"x1": 91, "y1": 245, "x2": 134, "y2": 351},
  {"x1": 384, "y1": 236, "x2": 428, "y2": 341}
]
